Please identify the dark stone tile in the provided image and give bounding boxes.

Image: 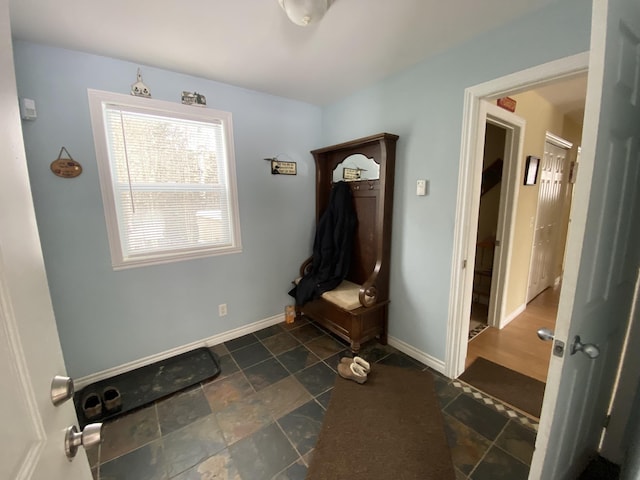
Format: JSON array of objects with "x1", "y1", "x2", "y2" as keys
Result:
[
  {"x1": 209, "y1": 343, "x2": 229, "y2": 357},
  {"x1": 229, "y1": 423, "x2": 298, "y2": 480},
  {"x1": 203, "y1": 371, "x2": 254, "y2": 412},
  {"x1": 377, "y1": 351, "x2": 425, "y2": 370},
  {"x1": 315, "y1": 388, "x2": 333, "y2": 410},
  {"x1": 225, "y1": 333, "x2": 259, "y2": 352},
  {"x1": 273, "y1": 458, "x2": 308, "y2": 480},
  {"x1": 209, "y1": 354, "x2": 239, "y2": 382},
  {"x1": 443, "y1": 413, "x2": 492, "y2": 475},
  {"x1": 294, "y1": 361, "x2": 336, "y2": 396},
  {"x1": 323, "y1": 351, "x2": 349, "y2": 373},
  {"x1": 470, "y1": 445, "x2": 529, "y2": 480},
  {"x1": 301, "y1": 449, "x2": 314, "y2": 467},
  {"x1": 261, "y1": 332, "x2": 301, "y2": 355},
  {"x1": 230, "y1": 342, "x2": 273, "y2": 369},
  {"x1": 433, "y1": 375, "x2": 461, "y2": 408},
  {"x1": 244, "y1": 358, "x2": 290, "y2": 392},
  {"x1": 494, "y1": 420, "x2": 537, "y2": 466},
  {"x1": 455, "y1": 467, "x2": 468, "y2": 480},
  {"x1": 444, "y1": 393, "x2": 508, "y2": 441},
  {"x1": 288, "y1": 323, "x2": 324, "y2": 343},
  {"x1": 162, "y1": 414, "x2": 226, "y2": 477},
  {"x1": 171, "y1": 448, "x2": 241, "y2": 480},
  {"x1": 254, "y1": 324, "x2": 286, "y2": 340},
  {"x1": 257, "y1": 376, "x2": 313, "y2": 421},
  {"x1": 100, "y1": 405, "x2": 160, "y2": 463},
  {"x1": 278, "y1": 400, "x2": 325, "y2": 456},
  {"x1": 156, "y1": 386, "x2": 211, "y2": 435},
  {"x1": 304, "y1": 335, "x2": 346, "y2": 360},
  {"x1": 215, "y1": 394, "x2": 272, "y2": 445},
  {"x1": 280, "y1": 317, "x2": 309, "y2": 331},
  {"x1": 100, "y1": 440, "x2": 166, "y2": 480},
  {"x1": 358, "y1": 342, "x2": 400, "y2": 362},
  {"x1": 277, "y1": 345, "x2": 321, "y2": 374}
]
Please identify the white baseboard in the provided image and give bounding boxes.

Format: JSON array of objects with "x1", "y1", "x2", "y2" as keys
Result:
[
  {"x1": 75, "y1": 313, "x2": 284, "y2": 390},
  {"x1": 388, "y1": 335, "x2": 446, "y2": 375},
  {"x1": 499, "y1": 303, "x2": 526, "y2": 329}
]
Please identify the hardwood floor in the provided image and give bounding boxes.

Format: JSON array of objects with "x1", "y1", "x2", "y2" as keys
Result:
[{"x1": 466, "y1": 285, "x2": 560, "y2": 383}]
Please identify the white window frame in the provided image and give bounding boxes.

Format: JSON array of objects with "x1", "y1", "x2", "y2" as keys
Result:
[{"x1": 88, "y1": 89, "x2": 242, "y2": 269}]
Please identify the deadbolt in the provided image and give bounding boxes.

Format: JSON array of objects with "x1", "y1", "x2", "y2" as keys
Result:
[
  {"x1": 50, "y1": 375, "x2": 74, "y2": 406},
  {"x1": 570, "y1": 335, "x2": 600, "y2": 359}
]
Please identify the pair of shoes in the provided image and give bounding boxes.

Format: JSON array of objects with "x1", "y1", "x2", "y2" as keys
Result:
[
  {"x1": 338, "y1": 362, "x2": 368, "y2": 384},
  {"x1": 337, "y1": 356, "x2": 371, "y2": 384},
  {"x1": 82, "y1": 386, "x2": 122, "y2": 420},
  {"x1": 340, "y1": 356, "x2": 371, "y2": 373}
]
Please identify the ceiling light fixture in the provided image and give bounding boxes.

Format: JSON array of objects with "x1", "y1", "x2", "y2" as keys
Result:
[{"x1": 278, "y1": 0, "x2": 329, "y2": 26}]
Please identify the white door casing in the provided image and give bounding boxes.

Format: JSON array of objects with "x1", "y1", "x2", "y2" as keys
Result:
[
  {"x1": 527, "y1": 134, "x2": 572, "y2": 303},
  {"x1": 446, "y1": 51, "x2": 589, "y2": 379},
  {"x1": 530, "y1": 0, "x2": 640, "y2": 477},
  {"x1": 0, "y1": 2, "x2": 91, "y2": 479},
  {"x1": 484, "y1": 106, "x2": 526, "y2": 330}
]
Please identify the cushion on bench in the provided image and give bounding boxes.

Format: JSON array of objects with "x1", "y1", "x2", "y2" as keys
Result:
[{"x1": 320, "y1": 280, "x2": 362, "y2": 311}]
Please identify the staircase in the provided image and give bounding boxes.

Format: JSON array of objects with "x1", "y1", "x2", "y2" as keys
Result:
[{"x1": 472, "y1": 158, "x2": 503, "y2": 316}]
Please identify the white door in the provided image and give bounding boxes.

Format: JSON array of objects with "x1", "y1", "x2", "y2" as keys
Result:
[
  {"x1": 0, "y1": 3, "x2": 92, "y2": 479},
  {"x1": 527, "y1": 139, "x2": 569, "y2": 302},
  {"x1": 530, "y1": 0, "x2": 640, "y2": 478}
]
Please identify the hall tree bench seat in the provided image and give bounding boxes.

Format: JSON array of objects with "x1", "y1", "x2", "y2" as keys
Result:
[{"x1": 294, "y1": 133, "x2": 398, "y2": 353}]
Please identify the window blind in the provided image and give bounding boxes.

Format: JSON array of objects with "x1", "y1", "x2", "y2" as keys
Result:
[{"x1": 103, "y1": 105, "x2": 234, "y2": 260}]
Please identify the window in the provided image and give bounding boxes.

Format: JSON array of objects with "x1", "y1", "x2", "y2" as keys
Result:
[{"x1": 88, "y1": 89, "x2": 241, "y2": 269}]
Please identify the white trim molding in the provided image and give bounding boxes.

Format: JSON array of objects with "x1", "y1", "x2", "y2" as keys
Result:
[
  {"x1": 545, "y1": 131, "x2": 574, "y2": 150},
  {"x1": 75, "y1": 313, "x2": 284, "y2": 389},
  {"x1": 388, "y1": 336, "x2": 446, "y2": 375},
  {"x1": 445, "y1": 51, "x2": 590, "y2": 379}
]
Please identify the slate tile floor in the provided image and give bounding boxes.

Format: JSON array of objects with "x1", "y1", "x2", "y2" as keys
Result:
[{"x1": 86, "y1": 317, "x2": 537, "y2": 480}]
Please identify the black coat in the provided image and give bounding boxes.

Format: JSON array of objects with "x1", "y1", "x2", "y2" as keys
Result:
[{"x1": 290, "y1": 181, "x2": 357, "y2": 306}]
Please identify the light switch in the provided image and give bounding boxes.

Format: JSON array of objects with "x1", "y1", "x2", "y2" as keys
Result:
[
  {"x1": 416, "y1": 179, "x2": 427, "y2": 196},
  {"x1": 21, "y1": 98, "x2": 37, "y2": 120}
]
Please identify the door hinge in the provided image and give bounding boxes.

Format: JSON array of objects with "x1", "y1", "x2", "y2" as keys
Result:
[
  {"x1": 603, "y1": 414, "x2": 611, "y2": 429},
  {"x1": 463, "y1": 259, "x2": 467, "y2": 269}
]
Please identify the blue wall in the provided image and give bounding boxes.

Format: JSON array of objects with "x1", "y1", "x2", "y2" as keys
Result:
[
  {"x1": 13, "y1": 42, "x2": 321, "y2": 378},
  {"x1": 321, "y1": 0, "x2": 591, "y2": 361},
  {"x1": 13, "y1": 0, "x2": 592, "y2": 377}
]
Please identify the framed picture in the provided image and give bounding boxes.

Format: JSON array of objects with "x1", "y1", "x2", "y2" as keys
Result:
[{"x1": 524, "y1": 155, "x2": 540, "y2": 185}]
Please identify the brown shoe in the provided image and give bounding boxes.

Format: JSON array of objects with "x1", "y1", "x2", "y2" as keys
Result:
[
  {"x1": 340, "y1": 356, "x2": 371, "y2": 374},
  {"x1": 82, "y1": 393, "x2": 102, "y2": 420},
  {"x1": 338, "y1": 362, "x2": 368, "y2": 384},
  {"x1": 102, "y1": 386, "x2": 122, "y2": 413}
]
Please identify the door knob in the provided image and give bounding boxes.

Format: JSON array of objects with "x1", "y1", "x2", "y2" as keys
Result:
[
  {"x1": 570, "y1": 335, "x2": 600, "y2": 359},
  {"x1": 537, "y1": 328, "x2": 555, "y2": 341},
  {"x1": 50, "y1": 375, "x2": 75, "y2": 406},
  {"x1": 64, "y1": 423, "x2": 102, "y2": 460},
  {"x1": 537, "y1": 328, "x2": 565, "y2": 357}
]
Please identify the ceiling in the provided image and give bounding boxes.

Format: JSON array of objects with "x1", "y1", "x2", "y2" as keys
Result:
[
  {"x1": 534, "y1": 74, "x2": 588, "y2": 123},
  {"x1": 9, "y1": 0, "x2": 563, "y2": 106}
]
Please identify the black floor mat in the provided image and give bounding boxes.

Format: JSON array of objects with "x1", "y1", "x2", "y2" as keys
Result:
[{"x1": 74, "y1": 347, "x2": 220, "y2": 427}]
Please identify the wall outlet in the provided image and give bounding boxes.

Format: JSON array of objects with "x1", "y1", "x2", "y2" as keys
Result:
[{"x1": 218, "y1": 304, "x2": 227, "y2": 316}]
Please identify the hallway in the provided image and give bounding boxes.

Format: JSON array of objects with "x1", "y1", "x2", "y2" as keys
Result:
[{"x1": 466, "y1": 286, "x2": 560, "y2": 383}]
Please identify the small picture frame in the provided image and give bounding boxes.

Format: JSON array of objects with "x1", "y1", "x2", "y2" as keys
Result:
[{"x1": 524, "y1": 155, "x2": 540, "y2": 185}]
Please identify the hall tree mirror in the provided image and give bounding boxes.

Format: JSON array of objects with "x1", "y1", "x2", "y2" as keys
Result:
[{"x1": 332, "y1": 153, "x2": 380, "y2": 182}]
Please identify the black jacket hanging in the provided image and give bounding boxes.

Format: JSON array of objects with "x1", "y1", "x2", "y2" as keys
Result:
[{"x1": 290, "y1": 181, "x2": 357, "y2": 306}]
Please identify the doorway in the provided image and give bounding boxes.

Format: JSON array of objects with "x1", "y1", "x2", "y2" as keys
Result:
[
  {"x1": 465, "y1": 97, "x2": 583, "y2": 384},
  {"x1": 446, "y1": 53, "x2": 590, "y2": 382}
]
